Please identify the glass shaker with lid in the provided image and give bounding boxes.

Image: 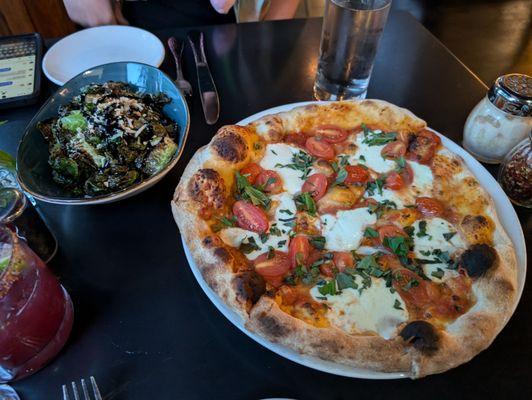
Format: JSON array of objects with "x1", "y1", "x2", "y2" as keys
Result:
[
  {"x1": 498, "y1": 130, "x2": 531, "y2": 208},
  {"x1": 463, "y1": 73, "x2": 531, "y2": 164}
]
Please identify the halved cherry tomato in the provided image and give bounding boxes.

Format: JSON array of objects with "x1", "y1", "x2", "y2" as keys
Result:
[
  {"x1": 256, "y1": 170, "x2": 282, "y2": 193},
  {"x1": 419, "y1": 129, "x2": 442, "y2": 145},
  {"x1": 302, "y1": 173, "x2": 328, "y2": 200},
  {"x1": 407, "y1": 129, "x2": 441, "y2": 164},
  {"x1": 344, "y1": 165, "x2": 370, "y2": 185},
  {"x1": 233, "y1": 200, "x2": 269, "y2": 233},
  {"x1": 284, "y1": 132, "x2": 307, "y2": 147},
  {"x1": 240, "y1": 163, "x2": 263, "y2": 185},
  {"x1": 381, "y1": 141, "x2": 407, "y2": 159},
  {"x1": 254, "y1": 251, "x2": 290, "y2": 287},
  {"x1": 289, "y1": 235, "x2": 311, "y2": 269},
  {"x1": 385, "y1": 171, "x2": 404, "y2": 190},
  {"x1": 305, "y1": 136, "x2": 335, "y2": 160},
  {"x1": 401, "y1": 162, "x2": 414, "y2": 185},
  {"x1": 313, "y1": 125, "x2": 349, "y2": 144},
  {"x1": 378, "y1": 224, "x2": 407, "y2": 242},
  {"x1": 320, "y1": 264, "x2": 334, "y2": 278},
  {"x1": 416, "y1": 197, "x2": 445, "y2": 217},
  {"x1": 333, "y1": 252, "x2": 354, "y2": 271}
]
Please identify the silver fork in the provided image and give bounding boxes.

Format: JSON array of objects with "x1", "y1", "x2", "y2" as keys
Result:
[
  {"x1": 62, "y1": 376, "x2": 102, "y2": 400},
  {"x1": 167, "y1": 36, "x2": 193, "y2": 97}
]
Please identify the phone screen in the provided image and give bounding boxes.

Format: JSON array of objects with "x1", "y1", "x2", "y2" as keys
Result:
[{"x1": 0, "y1": 37, "x2": 36, "y2": 100}]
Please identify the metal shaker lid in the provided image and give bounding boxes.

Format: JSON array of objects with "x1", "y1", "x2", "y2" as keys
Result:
[{"x1": 488, "y1": 74, "x2": 531, "y2": 117}]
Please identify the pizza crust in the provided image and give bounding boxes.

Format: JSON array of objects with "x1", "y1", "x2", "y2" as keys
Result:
[{"x1": 172, "y1": 100, "x2": 519, "y2": 378}]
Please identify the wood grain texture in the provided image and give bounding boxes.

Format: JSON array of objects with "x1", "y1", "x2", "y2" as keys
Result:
[{"x1": 0, "y1": 0, "x2": 75, "y2": 38}]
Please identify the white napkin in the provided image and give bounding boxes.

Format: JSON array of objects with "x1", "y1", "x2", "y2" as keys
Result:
[{"x1": 210, "y1": 0, "x2": 236, "y2": 14}]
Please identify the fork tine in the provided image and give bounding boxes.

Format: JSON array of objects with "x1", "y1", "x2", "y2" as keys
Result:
[
  {"x1": 80, "y1": 379, "x2": 90, "y2": 400},
  {"x1": 71, "y1": 382, "x2": 80, "y2": 400},
  {"x1": 62, "y1": 385, "x2": 70, "y2": 400},
  {"x1": 90, "y1": 376, "x2": 103, "y2": 400}
]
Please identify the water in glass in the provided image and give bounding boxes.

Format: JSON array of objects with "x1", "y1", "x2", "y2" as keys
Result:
[{"x1": 314, "y1": 0, "x2": 392, "y2": 100}]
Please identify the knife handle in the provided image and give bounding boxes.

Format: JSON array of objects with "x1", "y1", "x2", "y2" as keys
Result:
[{"x1": 187, "y1": 30, "x2": 207, "y2": 65}]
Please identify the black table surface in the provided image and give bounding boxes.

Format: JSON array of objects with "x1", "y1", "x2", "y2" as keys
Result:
[{"x1": 1, "y1": 11, "x2": 530, "y2": 400}]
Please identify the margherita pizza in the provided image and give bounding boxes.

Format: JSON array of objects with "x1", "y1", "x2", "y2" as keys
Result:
[{"x1": 171, "y1": 100, "x2": 518, "y2": 378}]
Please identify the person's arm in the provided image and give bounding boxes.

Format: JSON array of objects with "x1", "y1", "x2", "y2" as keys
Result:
[
  {"x1": 63, "y1": 0, "x2": 128, "y2": 27},
  {"x1": 265, "y1": 0, "x2": 300, "y2": 20}
]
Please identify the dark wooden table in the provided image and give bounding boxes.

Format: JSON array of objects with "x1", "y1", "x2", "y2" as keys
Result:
[{"x1": 1, "y1": 11, "x2": 530, "y2": 400}]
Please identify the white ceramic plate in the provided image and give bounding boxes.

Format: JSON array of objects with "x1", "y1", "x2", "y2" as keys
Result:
[
  {"x1": 42, "y1": 26, "x2": 165, "y2": 85},
  {"x1": 182, "y1": 101, "x2": 527, "y2": 379}
]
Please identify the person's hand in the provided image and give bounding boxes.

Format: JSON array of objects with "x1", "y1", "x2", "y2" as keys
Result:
[
  {"x1": 210, "y1": 0, "x2": 236, "y2": 14},
  {"x1": 63, "y1": 0, "x2": 128, "y2": 27}
]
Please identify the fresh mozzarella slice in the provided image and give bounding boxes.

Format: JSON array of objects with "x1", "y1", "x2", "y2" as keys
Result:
[
  {"x1": 218, "y1": 192, "x2": 296, "y2": 260},
  {"x1": 311, "y1": 278, "x2": 408, "y2": 339},
  {"x1": 259, "y1": 143, "x2": 313, "y2": 195},
  {"x1": 320, "y1": 207, "x2": 377, "y2": 251},
  {"x1": 357, "y1": 246, "x2": 380, "y2": 255},
  {"x1": 409, "y1": 161, "x2": 434, "y2": 196},
  {"x1": 347, "y1": 133, "x2": 396, "y2": 173},
  {"x1": 412, "y1": 217, "x2": 466, "y2": 281}
]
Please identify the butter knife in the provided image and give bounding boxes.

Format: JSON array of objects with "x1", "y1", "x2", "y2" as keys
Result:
[{"x1": 187, "y1": 31, "x2": 220, "y2": 125}]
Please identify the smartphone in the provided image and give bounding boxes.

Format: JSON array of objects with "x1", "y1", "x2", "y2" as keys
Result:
[{"x1": 0, "y1": 33, "x2": 43, "y2": 110}]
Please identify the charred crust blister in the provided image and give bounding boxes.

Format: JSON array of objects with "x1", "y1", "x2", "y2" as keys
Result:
[
  {"x1": 211, "y1": 128, "x2": 248, "y2": 163},
  {"x1": 258, "y1": 312, "x2": 288, "y2": 338},
  {"x1": 234, "y1": 271, "x2": 266, "y2": 304},
  {"x1": 213, "y1": 247, "x2": 231, "y2": 262},
  {"x1": 460, "y1": 244, "x2": 498, "y2": 278},
  {"x1": 188, "y1": 168, "x2": 225, "y2": 208},
  {"x1": 400, "y1": 321, "x2": 440, "y2": 355}
]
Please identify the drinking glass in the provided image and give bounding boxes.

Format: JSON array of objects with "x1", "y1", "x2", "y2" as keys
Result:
[
  {"x1": 0, "y1": 151, "x2": 57, "y2": 263},
  {"x1": 0, "y1": 225, "x2": 73, "y2": 383},
  {"x1": 234, "y1": 0, "x2": 271, "y2": 22},
  {"x1": 314, "y1": 0, "x2": 392, "y2": 100}
]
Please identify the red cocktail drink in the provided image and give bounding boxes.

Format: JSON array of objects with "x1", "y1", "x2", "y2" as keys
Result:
[{"x1": 0, "y1": 226, "x2": 73, "y2": 382}]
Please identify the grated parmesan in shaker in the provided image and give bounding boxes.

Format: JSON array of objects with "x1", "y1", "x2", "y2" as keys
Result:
[{"x1": 463, "y1": 74, "x2": 531, "y2": 164}]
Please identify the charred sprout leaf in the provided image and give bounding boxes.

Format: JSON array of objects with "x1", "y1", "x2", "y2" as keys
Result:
[
  {"x1": 51, "y1": 157, "x2": 79, "y2": 179},
  {"x1": 37, "y1": 82, "x2": 180, "y2": 197},
  {"x1": 143, "y1": 136, "x2": 178, "y2": 176},
  {"x1": 60, "y1": 110, "x2": 87, "y2": 132},
  {"x1": 0, "y1": 150, "x2": 16, "y2": 171}
]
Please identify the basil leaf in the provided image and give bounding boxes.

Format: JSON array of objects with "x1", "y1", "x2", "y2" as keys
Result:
[
  {"x1": 443, "y1": 231, "x2": 456, "y2": 241},
  {"x1": 318, "y1": 280, "x2": 337, "y2": 296},
  {"x1": 431, "y1": 268, "x2": 445, "y2": 279},
  {"x1": 294, "y1": 192, "x2": 316, "y2": 216},
  {"x1": 309, "y1": 235, "x2": 326, "y2": 250},
  {"x1": 364, "y1": 227, "x2": 379, "y2": 238},
  {"x1": 393, "y1": 299, "x2": 404, "y2": 310}
]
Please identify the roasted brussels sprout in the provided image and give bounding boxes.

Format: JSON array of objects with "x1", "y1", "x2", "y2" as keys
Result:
[{"x1": 38, "y1": 82, "x2": 179, "y2": 196}]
